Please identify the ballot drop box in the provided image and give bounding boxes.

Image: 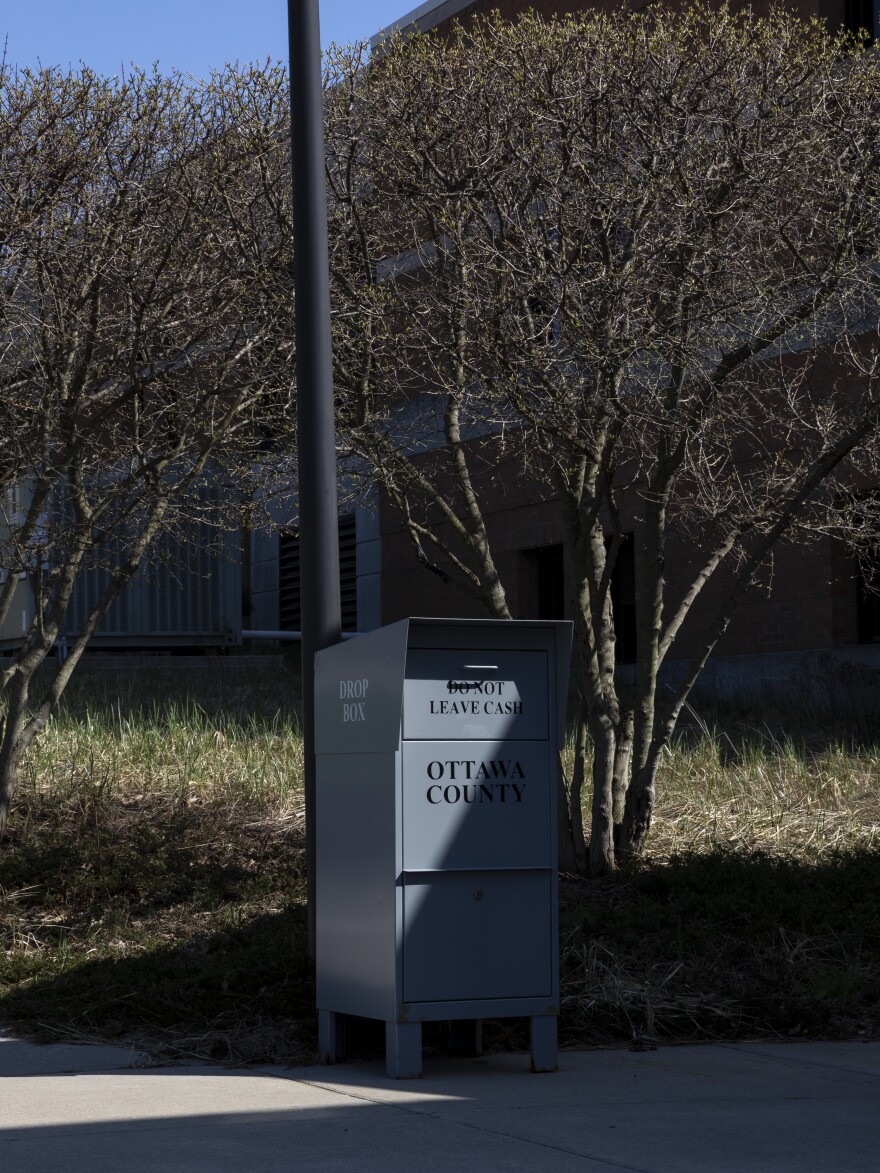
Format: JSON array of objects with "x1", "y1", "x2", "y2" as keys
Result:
[{"x1": 314, "y1": 617, "x2": 572, "y2": 1078}]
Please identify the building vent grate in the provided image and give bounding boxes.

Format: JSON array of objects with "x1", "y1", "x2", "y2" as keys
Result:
[
  {"x1": 146, "y1": 519, "x2": 222, "y2": 635},
  {"x1": 280, "y1": 513, "x2": 358, "y2": 632},
  {"x1": 68, "y1": 537, "x2": 130, "y2": 636}
]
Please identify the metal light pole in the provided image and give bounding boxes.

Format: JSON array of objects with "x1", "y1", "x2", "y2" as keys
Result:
[{"x1": 287, "y1": 0, "x2": 341, "y2": 958}]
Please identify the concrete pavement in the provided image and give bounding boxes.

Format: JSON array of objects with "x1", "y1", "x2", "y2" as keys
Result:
[{"x1": 1, "y1": 1030, "x2": 878, "y2": 1171}]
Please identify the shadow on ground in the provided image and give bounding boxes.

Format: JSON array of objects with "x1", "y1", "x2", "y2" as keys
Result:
[
  {"x1": 0, "y1": 901, "x2": 314, "y2": 1064},
  {"x1": 3, "y1": 841, "x2": 879, "y2": 1063},
  {"x1": 0, "y1": 790, "x2": 312, "y2": 1064},
  {"x1": 558, "y1": 847, "x2": 880, "y2": 1045}
]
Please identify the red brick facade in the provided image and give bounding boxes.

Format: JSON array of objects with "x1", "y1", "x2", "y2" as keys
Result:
[
  {"x1": 417, "y1": 0, "x2": 858, "y2": 43},
  {"x1": 379, "y1": 460, "x2": 866, "y2": 661},
  {"x1": 373, "y1": 0, "x2": 878, "y2": 673}
]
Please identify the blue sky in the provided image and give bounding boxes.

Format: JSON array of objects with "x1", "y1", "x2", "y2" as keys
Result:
[{"x1": 1, "y1": 0, "x2": 414, "y2": 77}]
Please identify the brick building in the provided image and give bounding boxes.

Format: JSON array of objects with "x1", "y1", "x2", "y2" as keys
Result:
[
  {"x1": 252, "y1": 0, "x2": 880, "y2": 700},
  {"x1": 374, "y1": 0, "x2": 878, "y2": 45}
]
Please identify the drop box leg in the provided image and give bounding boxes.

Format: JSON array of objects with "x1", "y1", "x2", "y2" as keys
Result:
[
  {"x1": 386, "y1": 1021, "x2": 422, "y2": 1079},
  {"x1": 318, "y1": 1010, "x2": 345, "y2": 1063},
  {"x1": 530, "y1": 1015, "x2": 557, "y2": 1073}
]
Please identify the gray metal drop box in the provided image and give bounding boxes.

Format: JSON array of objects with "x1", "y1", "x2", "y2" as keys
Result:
[{"x1": 314, "y1": 617, "x2": 572, "y2": 1078}]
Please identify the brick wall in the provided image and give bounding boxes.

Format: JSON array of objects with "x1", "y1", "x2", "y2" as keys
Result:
[
  {"x1": 380, "y1": 443, "x2": 866, "y2": 660},
  {"x1": 374, "y1": 0, "x2": 870, "y2": 657},
  {"x1": 426, "y1": 0, "x2": 849, "y2": 39}
]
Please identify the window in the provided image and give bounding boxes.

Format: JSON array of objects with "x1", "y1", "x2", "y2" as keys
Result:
[
  {"x1": 522, "y1": 538, "x2": 637, "y2": 663},
  {"x1": 844, "y1": 0, "x2": 877, "y2": 43},
  {"x1": 856, "y1": 558, "x2": 880, "y2": 644},
  {"x1": 535, "y1": 544, "x2": 565, "y2": 621}
]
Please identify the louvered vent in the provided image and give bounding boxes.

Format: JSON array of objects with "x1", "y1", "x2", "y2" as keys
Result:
[
  {"x1": 279, "y1": 513, "x2": 358, "y2": 632},
  {"x1": 68, "y1": 539, "x2": 130, "y2": 636},
  {"x1": 147, "y1": 519, "x2": 221, "y2": 635},
  {"x1": 338, "y1": 513, "x2": 358, "y2": 632},
  {"x1": 278, "y1": 529, "x2": 301, "y2": 632}
]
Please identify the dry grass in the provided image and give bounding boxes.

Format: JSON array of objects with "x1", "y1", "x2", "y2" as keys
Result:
[
  {"x1": 1, "y1": 663, "x2": 878, "y2": 1061},
  {"x1": 651, "y1": 732, "x2": 880, "y2": 861},
  {"x1": 561, "y1": 701, "x2": 880, "y2": 863},
  {"x1": 20, "y1": 666, "x2": 305, "y2": 819},
  {"x1": 0, "y1": 662, "x2": 312, "y2": 1064},
  {"x1": 558, "y1": 699, "x2": 880, "y2": 1047}
]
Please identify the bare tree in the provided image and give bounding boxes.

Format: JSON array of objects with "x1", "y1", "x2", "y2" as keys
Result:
[
  {"x1": 0, "y1": 63, "x2": 295, "y2": 830},
  {"x1": 330, "y1": 8, "x2": 880, "y2": 873},
  {"x1": 325, "y1": 38, "x2": 517, "y2": 620}
]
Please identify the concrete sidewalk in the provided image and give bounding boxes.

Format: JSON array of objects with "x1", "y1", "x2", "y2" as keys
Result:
[{"x1": 1, "y1": 1031, "x2": 878, "y2": 1172}]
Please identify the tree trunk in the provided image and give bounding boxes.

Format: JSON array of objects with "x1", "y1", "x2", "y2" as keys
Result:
[
  {"x1": 556, "y1": 754, "x2": 577, "y2": 874},
  {"x1": 0, "y1": 670, "x2": 36, "y2": 833},
  {"x1": 555, "y1": 708, "x2": 590, "y2": 874},
  {"x1": 0, "y1": 739, "x2": 28, "y2": 834},
  {"x1": 619, "y1": 750, "x2": 661, "y2": 857},
  {"x1": 568, "y1": 709, "x2": 589, "y2": 875},
  {"x1": 612, "y1": 707, "x2": 633, "y2": 846},
  {"x1": 588, "y1": 707, "x2": 617, "y2": 876},
  {"x1": 0, "y1": 493, "x2": 177, "y2": 834}
]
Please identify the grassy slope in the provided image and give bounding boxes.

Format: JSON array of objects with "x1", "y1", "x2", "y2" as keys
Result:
[{"x1": 1, "y1": 662, "x2": 878, "y2": 1062}]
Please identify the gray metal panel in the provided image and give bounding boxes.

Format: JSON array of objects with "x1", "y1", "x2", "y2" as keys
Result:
[
  {"x1": 0, "y1": 578, "x2": 33, "y2": 646},
  {"x1": 66, "y1": 523, "x2": 240, "y2": 645},
  {"x1": 67, "y1": 535, "x2": 132, "y2": 636},
  {"x1": 315, "y1": 619, "x2": 409, "y2": 754},
  {"x1": 406, "y1": 618, "x2": 560, "y2": 647},
  {"x1": 403, "y1": 648, "x2": 548, "y2": 741},
  {"x1": 316, "y1": 750, "x2": 398, "y2": 1021},
  {"x1": 218, "y1": 531, "x2": 243, "y2": 643},
  {"x1": 407, "y1": 618, "x2": 572, "y2": 748},
  {"x1": 355, "y1": 504, "x2": 382, "y2": 632},
  {"x1": 250, "y1": 527, "x2": 279, "y2": 567},
  {"x1": 401, "y1": 741, "x2": 553, "y2": 870},
  {"x1": 402, "y1": 870, "x2": 553, "y2": 1002},
  {"x1": 146, "y1": 523, "x2": 219, "y2": 635},
  {"x1": 395, "y1": 997, "x2": 557, "y2": 1022}
]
